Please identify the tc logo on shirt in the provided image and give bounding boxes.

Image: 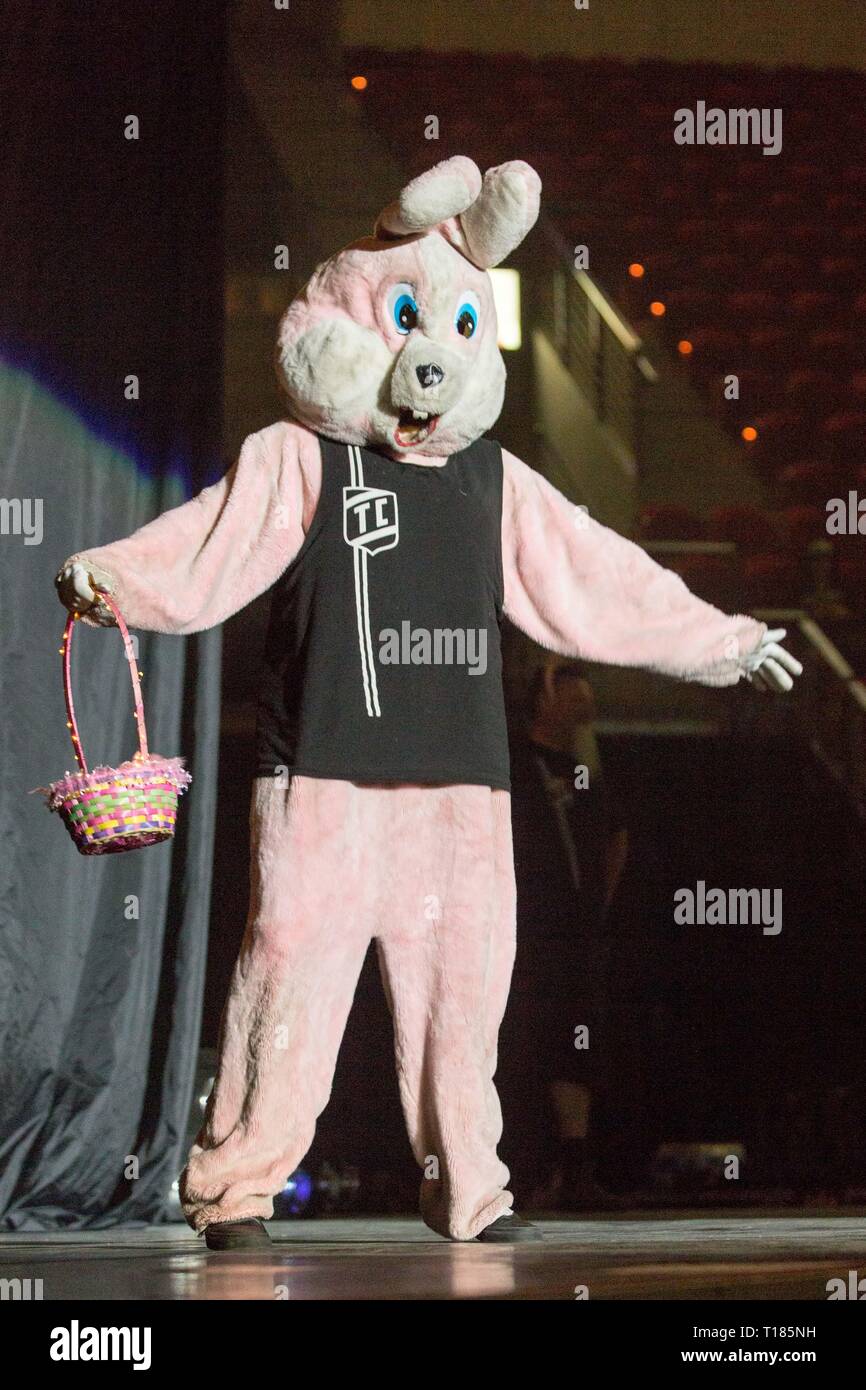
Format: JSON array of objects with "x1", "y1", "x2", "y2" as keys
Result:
[{"x1": 342, "y1": 486, "x2": 399, "y2": 556}]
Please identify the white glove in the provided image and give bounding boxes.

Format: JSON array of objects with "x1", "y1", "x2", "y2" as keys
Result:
[
  {"x1": 54, "y1": 559, "x2": 117, "y2": 626},
  {"x1": 743, "y1": 628, "x2": 803, "y2": 693}
]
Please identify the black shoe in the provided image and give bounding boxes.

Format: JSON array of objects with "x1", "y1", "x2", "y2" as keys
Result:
[
  {"x1": 476, "y1": 1213, "x2": 543, "y2": 1243},
  {"x1": 204, "y1": 1217, "x2": 272, "y2": 1251}
]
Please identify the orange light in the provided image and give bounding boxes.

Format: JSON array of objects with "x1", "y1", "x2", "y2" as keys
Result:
[
  {"x1": 350, "y1": 75, "x2": 368, "y2": 91},
  {"x1": 742, "y1": 426, "x2": 758, "y2": 442},
  {"x1": 649, "y1": 300, "x2": 666, "y2": 317},
  {"x1": 628, "y1": 262, "x2": 645, "y2": 279},
  {"x1": 678, "y1": 339, "x2": 693, "y2": 356}
]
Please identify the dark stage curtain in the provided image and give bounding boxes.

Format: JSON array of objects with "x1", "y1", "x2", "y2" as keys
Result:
[{"x1": 0, "y1": 3, "x2": 225, "y2": 1226}]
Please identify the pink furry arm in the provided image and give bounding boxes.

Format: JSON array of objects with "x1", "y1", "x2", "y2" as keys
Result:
[
  {"x1": 501, "y1": 449, "x2": 766, "y2": 686},
  {"x1": 65, "y1": 422, "x2": 322, "y2": 634}
]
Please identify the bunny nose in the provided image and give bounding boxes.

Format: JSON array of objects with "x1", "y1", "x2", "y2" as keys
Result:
[{"x1": 416, "y1": 363, "x2": 445, "y2": 389}]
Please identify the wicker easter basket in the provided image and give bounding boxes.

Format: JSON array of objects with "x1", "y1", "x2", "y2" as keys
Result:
[{"x1": 40, "y1": 593, "x2": 191, "y2": 855}]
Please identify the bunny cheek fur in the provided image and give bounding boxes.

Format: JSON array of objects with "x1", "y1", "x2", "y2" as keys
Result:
[{"x1": 276, "y1": 232, "x2": 505, "y2": 460}]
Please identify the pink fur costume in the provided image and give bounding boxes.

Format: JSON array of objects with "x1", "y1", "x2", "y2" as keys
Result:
[{"x1": 58, "y1": 157, "x2": 768, "y2": 1240}]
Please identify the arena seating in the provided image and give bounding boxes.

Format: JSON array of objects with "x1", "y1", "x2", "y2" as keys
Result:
[{"x1": 346, "y1": 50, "x2": 866, "y2": 613}]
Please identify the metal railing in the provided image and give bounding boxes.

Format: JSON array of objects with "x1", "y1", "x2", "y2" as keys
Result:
[
  {"x1": 535, "y1": 220, "x2": 656, "y2": 462},
  {"x1": 782, "y1": 610, "x2": 866, "y2": 822}
]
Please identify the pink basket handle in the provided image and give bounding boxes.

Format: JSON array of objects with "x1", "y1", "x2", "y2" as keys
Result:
[{"x1": 61, "y1": 592, "x2": 149, "y2": 776}]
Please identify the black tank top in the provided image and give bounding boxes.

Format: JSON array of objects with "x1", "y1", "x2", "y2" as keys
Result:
[{"x1": 255, "y1": 433, "x2": 510, "y2": 789}]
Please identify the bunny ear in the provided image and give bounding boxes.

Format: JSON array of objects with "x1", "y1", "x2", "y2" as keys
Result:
[
  {"x1": 458, "y1": 161, "x2": 542, "y2": 268},
  {"x1": 375, "y1": 155, "x2": 482, "y2": 238}
]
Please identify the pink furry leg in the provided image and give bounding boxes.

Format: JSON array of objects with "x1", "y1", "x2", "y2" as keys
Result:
[
  {"x1": 179, "y1": 776, "x2": 373, "y2": 1232},
  {"x1": 376, "y1": 785, "x2": 517, "y2": 1241}
]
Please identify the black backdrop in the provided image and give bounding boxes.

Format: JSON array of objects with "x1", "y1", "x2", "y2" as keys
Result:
[{"x1": 0, "y1": 2, "x2": 225, "y2": 1226}]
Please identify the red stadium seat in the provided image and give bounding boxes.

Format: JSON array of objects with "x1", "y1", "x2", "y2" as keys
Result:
[
  {"x1": 635, "y1": 504, "x2": 707, "y2": 542},
  {"x1": 676, "y1": 218, "x2": 719, "y2": 247},
  {"x1": 698, "y1": 251, "x2": 742, "y2": 281},
  {"x1": 664, "y1": 553, "x2": 739, "y2": 611},
  {"x1": 757, "y1": 250, "x2": 807, "y2": 285},
  {"x1": 775, "y1": 459, "x2": 841, "y2": 505},
  {"x1": 708, "y1": 505, "x2": 780, "y2": 552},
  {"x1": 837, "y1": 555, "x2": 866, "y2": 612},
  {"x1": 663, "y1": 288, "x2": 716, "y2": 318},
  {"x1": 818, "y1": 255, "x2": 861, "y2": 287},
  {"x1": 748, "y1": 410, "x2": 807, "y2": 462},
  {"x1": 785, "y1": 367, "x2": 838, "y2": 397},
  {"x1": 726, "y1": 290, "x2": 781, "y2": 320},
  {"x1": 839, "y1": 225, "x2": 866, "y2": 250},
  {"x1": 808, "y1": 326, "x2": 858, "y2": 358},
  {"x1": 741, "y1": 553, "x2": 801, "y2": 605},
  {"x1": 688, "y1": 326, "x2": 745, "y2": 367},
  {"x1": 780, "y1": 506, "x2": 830, "y2": 551},
  {"x1": 747, "y1": 325, "x2": 795, "y2": 357},
  {"x1": 821, "y1": 410, "x2": 866, "y2": 455},
  {"x1": 788, "y1": 290, "x2": 842, "y2": 320}
]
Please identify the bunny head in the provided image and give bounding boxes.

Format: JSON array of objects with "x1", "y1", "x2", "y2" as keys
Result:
[{"x1": 276, "y1": 156, "x2": 541, "y2": 458}]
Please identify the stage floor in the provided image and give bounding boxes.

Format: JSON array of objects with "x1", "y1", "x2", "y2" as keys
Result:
[{"x1": 2, "y1": 1211, "x2": 866, "y2": 1300}]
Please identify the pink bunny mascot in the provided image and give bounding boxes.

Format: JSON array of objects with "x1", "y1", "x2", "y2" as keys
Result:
[{"x1": 56, "y1": 156, "x2": 800, "y2": 1246}]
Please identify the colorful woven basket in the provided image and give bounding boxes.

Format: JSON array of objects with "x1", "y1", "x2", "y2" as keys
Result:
[{"x1": 40, "y1": 593, "x2": 191, "y2": 855}]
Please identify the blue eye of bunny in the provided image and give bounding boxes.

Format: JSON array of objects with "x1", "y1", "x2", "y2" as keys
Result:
[
  {"x1": 392, "y1": 292, "x2": 418, "y2": 334},
  {"x1": 456, "y1": 302, "x2": 478, "y2": 338}
]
